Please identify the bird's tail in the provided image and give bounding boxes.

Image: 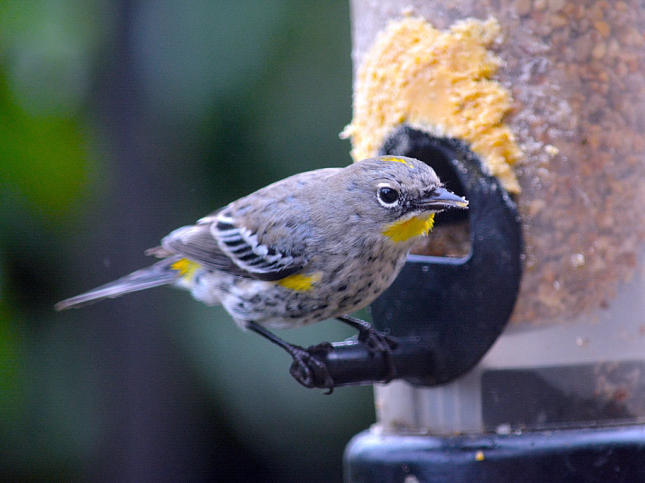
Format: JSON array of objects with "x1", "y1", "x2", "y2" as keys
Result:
[{"x1": 55, "y1": 256, "x2": 184, "y2": 311}]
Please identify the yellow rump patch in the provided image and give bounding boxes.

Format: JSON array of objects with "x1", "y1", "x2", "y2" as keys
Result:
[
  {"x1": 383, "y1": 213, "x2": 435, "y2": 243},
  {"x1": 277, "y1": 272, "x2": 323, "y2": 292},
  {"x1": 171, "y1": 258, "x2": 201, "y2": 280}
]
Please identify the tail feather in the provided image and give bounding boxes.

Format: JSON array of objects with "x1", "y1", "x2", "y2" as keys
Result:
[{"x1": 55, "y1": 257, "x2": 182, "y2": 311}]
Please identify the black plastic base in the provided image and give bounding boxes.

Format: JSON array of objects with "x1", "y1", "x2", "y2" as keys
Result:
[{"x1": 344, "y1": 425, "x2": 645, "y2": 482}]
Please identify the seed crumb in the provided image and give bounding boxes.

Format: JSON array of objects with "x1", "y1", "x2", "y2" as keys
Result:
[
  {"x1": 570, "y1": 253, "x2": 585, "y2": 268},
  {"x1": 544, "y1": 144, "x2": 559, "y2": 156}
]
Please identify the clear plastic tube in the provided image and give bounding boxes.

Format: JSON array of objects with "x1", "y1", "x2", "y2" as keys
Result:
[{"x1": 351, "y1": 0, "x2": 645, "y2": 433}]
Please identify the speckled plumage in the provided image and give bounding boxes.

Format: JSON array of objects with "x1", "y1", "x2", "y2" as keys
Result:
[{"x1": 56, "y1": 156, "x2": 466, "y2": 333}]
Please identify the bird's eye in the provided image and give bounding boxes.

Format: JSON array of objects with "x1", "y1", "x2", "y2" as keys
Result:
[{"x1": 377, "y1": 184, "x2": 400, "y2": 208}]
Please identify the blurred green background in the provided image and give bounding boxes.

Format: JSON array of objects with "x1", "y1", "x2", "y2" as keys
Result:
[{"x1": 0, "y1": 1, "x2": 375, "y2": 480}]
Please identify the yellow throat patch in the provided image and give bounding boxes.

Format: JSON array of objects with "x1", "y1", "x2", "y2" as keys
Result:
[
  {"x1": 383, "y1": 213, "x2": 435, "y2": 243},
  {"x1": 171, "y1": 258, "x2": 201, "y2": 280},
  {"x1": 277, "y1": 272, "x2": 323, "y2": 292}
]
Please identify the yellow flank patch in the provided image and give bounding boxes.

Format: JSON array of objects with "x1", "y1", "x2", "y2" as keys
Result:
[
  {"x1": 277, "y1": 272, "x2": 323, "y2": 292},
  {"x1": 171, "y1": 258, "x2": 201, "y2": 280},
  {"x1": 380, "y1": 156, "x2": 413, "y2": 168},
  {"x1": 383, "y1": 213, "x2": 435, "y2": 243}
]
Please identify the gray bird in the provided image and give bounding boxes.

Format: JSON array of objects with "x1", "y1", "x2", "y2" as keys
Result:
[{"x1": 56, "y1": 155, "x2": 467, "y2": 389}]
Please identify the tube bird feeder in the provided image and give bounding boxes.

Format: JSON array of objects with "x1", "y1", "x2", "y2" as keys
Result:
[{"x1": 342, "y1": 1, "x2": 645, "y2": 481}]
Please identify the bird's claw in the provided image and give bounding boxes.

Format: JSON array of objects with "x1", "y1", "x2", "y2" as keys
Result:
[
  {"x1": 288, "y1": 343, "x2": 335, "y2": 394},
  {"x1": 358, "y1": 327, "x2": 398, "y2": 354},
  {"x1": 357, "y1": 327, "x2": 398, "y2": 382}
]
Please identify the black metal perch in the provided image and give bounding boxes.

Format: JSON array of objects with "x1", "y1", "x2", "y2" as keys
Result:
[{"x1": 293, "y1": 126, "x2": 523, "y2": 389}]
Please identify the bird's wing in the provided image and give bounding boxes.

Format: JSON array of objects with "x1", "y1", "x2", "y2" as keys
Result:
[
  {"x1": 160, "y1": 222, "x2": 242, "y2": 272},
  {"x1": 207, "y1": 212, "x2": 304, "y2": 280},
  {"x1": 159, "y1": 168, "x2": 341, "y2": 281},
  {"x1": 160, "y1": 209, "x2": 306, "y2": 281}
]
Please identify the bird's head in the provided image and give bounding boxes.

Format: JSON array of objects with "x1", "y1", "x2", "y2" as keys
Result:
[{"x1": 341, "y1": 156, "x2": 468, "y2": 243}]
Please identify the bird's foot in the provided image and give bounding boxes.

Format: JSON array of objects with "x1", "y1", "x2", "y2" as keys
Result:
[
  {"x1": 358, "y1": 327, "x2": 398, "y2": 382},
  {"x1": 338, "y1": 315, "x2": 398, "y2": 382},
  {"x1": 245, "y1": 321, "x2": 335, "y2": 393},
  {"x1": 358, "y1": 325, "x2": 398, "y2": 355},
  {"x1": 288, "y1": 342, "x2": 335, "y2": 394}
]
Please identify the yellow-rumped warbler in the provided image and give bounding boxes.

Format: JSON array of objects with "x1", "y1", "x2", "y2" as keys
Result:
[{"x1": 56, "y1": 155, "x2": 467, "y2": 388}]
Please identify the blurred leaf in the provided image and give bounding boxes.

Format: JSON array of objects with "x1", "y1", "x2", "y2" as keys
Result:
[
  {"x1": 0, "y1": 0, "x2": 109, "y2": 114},
  {"x1": 0, "y1": 74, "x2": 88, "y2": 219}
]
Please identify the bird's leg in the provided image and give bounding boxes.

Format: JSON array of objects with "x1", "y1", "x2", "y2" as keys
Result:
[
  {"x1": 245, "y1": 321, "x2": 335, "y2": 393},
  {"x1": 337, "y1": 315, "x2": 398, "y2": 381}
]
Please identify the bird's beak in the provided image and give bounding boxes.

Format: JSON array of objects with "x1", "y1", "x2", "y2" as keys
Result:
[{"x1": 414, "y1": 187, "x2": 469, "y2": 211}]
